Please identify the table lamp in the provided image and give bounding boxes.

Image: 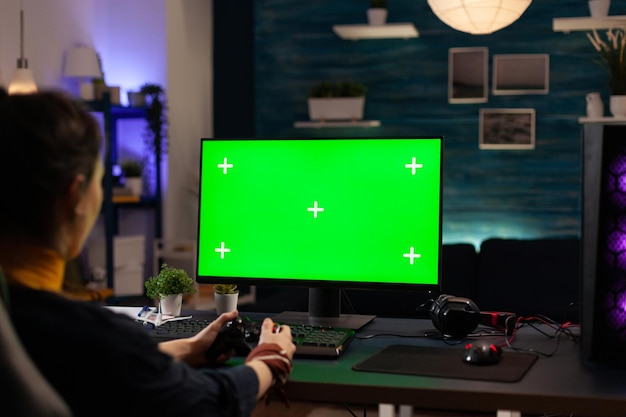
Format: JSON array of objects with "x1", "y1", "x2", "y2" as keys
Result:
[{"x1": 63, "y1": 45, "x2": 102, "y2": 100}]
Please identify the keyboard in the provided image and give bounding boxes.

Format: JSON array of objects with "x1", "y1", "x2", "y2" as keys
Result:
[{"x1": 137, "y1": 318, "x2": 355, "y2": 359}]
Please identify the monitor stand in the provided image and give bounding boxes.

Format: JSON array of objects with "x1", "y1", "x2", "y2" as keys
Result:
[{"x1": 272, "y1": 288, "x2": 376, "y2": 330}]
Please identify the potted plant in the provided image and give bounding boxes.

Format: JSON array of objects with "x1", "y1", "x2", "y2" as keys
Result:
[
  {"x1": 145, "y1": 263, "x2": 196, "y2": 316},
  {"x1": 587, "y1": 28, "x2": 626, "y2": 117},
  {"x1": 120, "y1": 159, "x2": 143, "y2": 196},
  {"x1": 214, "y1": 284, "x2": 239, "y2": 314},
  {"x1": 368, "y1": 0, "x2": 388, "y2": 25},
  {"x1": 140, "y1": 83, "x2": 167, "y2": 208},
  {"x1": 307, "y1": 81, "x2": 367, "y2": 122}
]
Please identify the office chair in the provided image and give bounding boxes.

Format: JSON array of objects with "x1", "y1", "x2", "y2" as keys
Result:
[{"x1": 0, "y1": 266, "x2": 73, "y2": 417}]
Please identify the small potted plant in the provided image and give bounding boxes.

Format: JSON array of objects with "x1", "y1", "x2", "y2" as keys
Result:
[
  {"x1": 307, "y1": 81, "x2": 367, "y2": 122},
  {"x1": 120, "y1": 159, "x2": 143, "y2": 196},
  {"x1": 214, "y1": 284, "x2": 239, "y2": 314},
  {"x1": 145, "y1": 263, "x2": 196, "y2": 316},
  {"x1": 368, "y1": 0, "x2": 388, "y2": 25}
]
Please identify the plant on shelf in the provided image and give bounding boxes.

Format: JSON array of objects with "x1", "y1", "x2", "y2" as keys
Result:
[
  {"x1": 370, "y1": 0, "x2": 388, "y2": 9},
  {"x1": 120, "y1": 159, "x2": 143, "y2": 178},
  {"x1": 587, "y1": 28, "x2": 626, "y2": 117},
  {"x1": 145, "y1": 263, "x2": 196, "y2": 300},
  {"x1": 307, "y1": 81, "x2": 367, "y2": 122},
  {"x1": 214, "y1": 284, "x2": 239, "y2": 294},
  {"x1": 587, "y1": 28, "x2": 626, "y2": 95},
  {"x1": 139, "y1": 83, "x2": 167, "y2": 210},
  {"x1": 308, "y1": 81, "x2": 367, "y2": 98}
]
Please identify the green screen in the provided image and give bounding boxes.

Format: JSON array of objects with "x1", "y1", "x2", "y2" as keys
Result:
[{"x1": 197, "y1": 137, "x2": 442, "y2": 289}]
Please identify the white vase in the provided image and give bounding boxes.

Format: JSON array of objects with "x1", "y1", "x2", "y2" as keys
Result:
[
  {"x1": 589, "y1": 0, "x2": 610, "y2": 17},
  {"x1": 160, "y1": 294, "x2": 183, "y2": 316},
  {"x1": 215, "y1": 293, "x2": 239, "y2": 315},
  {"x1": 586, "y1": 92, "x2": 604, "y2": 118},
  {"x1": 367, "y1": 8, "x2": 387, "y2": 26},
  {"x1": 610, "y1": 95, "x2": 626, "y2": 118}
]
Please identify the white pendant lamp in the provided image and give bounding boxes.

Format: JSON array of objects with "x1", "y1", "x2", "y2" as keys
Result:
[
  {"x1": 8, "y1": 5, "x2": 37, "y2": 95},
  {"x1": 427, "y1": 0, "x2": 532, "y2": 35}
]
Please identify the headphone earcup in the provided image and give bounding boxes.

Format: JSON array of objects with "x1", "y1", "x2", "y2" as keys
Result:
[{"x1": 429, "y1": 294, "x2": 480, "y2": 337}]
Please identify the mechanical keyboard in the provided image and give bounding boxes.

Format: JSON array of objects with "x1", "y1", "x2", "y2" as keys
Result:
[{"x1": 137, "y1": 317, "x2": 355, "y2": 359}]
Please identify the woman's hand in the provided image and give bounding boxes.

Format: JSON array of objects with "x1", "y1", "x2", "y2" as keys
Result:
[
  {"x1": 257, "y1": 318, "x2": 296, "y2": 359},
  {"x1": 157, "y1": 310, "x2": 240, "y2": 366}
]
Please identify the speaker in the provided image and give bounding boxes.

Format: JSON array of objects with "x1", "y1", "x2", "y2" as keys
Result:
[
  {"x1": 429, "y1": 294, "x2": 480, "y2": 337},
  {"x1": 582, "y1": 124, "x2": 626, "y2": 365}
]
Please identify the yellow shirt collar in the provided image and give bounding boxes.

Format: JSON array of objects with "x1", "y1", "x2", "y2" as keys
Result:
[{"x1": 0, "y1": 244, "x2": 65, "y2": 292}]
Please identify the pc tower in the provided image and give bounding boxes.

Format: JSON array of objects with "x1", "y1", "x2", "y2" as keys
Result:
[{"x1": 582, "y1": 124, "x2": 626, "y2": 365}]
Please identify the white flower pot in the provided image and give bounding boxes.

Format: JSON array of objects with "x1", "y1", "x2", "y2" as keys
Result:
[
  {"x1": 589, "y1": 0, "x2": 610, "y2": 18},
  {"x1": 367, "y1": 8, "x2": 388, "y2": 26},
  {"x1": 307, "y1": 97, "x2": 365, "y2": 121},
  {"x1": 610, "y1": 95, "x2": 626, "y2": 118},
  {"x1": 160, "y1": 294, "x2": 183, "y2": 316},
  {"x1": 215, "y1": 293, "x2": 239, "y2": 315},
  {"x1": 125, "y1": 177, "x2": 143, "y2": 196}
]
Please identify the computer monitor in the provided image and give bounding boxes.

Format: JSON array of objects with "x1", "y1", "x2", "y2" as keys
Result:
[{"x1": 196, "y1": 136, "x2": 443, "y2": 329}]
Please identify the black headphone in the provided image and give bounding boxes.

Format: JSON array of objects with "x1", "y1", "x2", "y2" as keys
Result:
[{"x1": 429, "y1": 294, "x2": 480, "y2": 337}]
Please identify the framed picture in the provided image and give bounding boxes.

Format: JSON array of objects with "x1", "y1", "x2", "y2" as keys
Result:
[
  {"x1": 479, "y1": 108, "x2": 536, "y2": 150},
  {"x1": 492, "y1": 54, "x2": 549, "y2": 95},
  {"x1": 448, "y1": 47, "x2": 488, "y2": 104}
]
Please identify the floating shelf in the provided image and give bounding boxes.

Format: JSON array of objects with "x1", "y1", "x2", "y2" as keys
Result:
[
  {"x1": 553, "y1": 16, "x2": 626, "y2": 32},
  {"x1": 579, "y1": 116, "x2": 626, "y2": 124},
  {"x1": 332, "y1": 23, "x2": 418, "y2": 40},
  {"x1": 294, "y1": 120, "x2": 381, "y2": 128}
]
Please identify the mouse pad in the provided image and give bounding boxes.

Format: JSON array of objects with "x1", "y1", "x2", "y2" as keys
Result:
[{"x1": 352, "y1": 344, "x2": 538, "y2": 383}]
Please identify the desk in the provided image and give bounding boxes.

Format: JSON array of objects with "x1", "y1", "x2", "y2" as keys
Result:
[
  {"x1": 185, "y1": 310, "x2": 626, "y2": 416},
  {"x1": 266, "y1": 315, "x2": 626, "y2": 416}
]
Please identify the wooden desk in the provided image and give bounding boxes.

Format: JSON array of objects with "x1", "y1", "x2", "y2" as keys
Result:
[{"x1": 270, "y1": 316, "x2": 626, "y2": 417}]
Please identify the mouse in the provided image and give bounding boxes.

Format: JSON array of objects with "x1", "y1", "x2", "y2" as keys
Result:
[{"x1": 462, "y1": 341, "x2": 502, "y2": 365}]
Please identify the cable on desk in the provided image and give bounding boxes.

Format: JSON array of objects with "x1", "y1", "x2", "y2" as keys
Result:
[{"x1": 504, "y1": 315, "x2": 580, "y2": 357}]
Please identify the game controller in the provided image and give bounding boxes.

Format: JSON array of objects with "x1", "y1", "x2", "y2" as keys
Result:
[{"x1": 204, "y1": 317, "x2": 260, "y2": 361}]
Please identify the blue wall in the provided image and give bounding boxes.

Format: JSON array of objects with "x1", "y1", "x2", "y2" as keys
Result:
[{"x1": 253, "y1": 0, "x2": 625, "y2": 247}]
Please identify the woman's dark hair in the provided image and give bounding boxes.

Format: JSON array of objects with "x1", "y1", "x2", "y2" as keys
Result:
[{"x1": 0, "y1": 88, "x2": 103, "y2": 242}]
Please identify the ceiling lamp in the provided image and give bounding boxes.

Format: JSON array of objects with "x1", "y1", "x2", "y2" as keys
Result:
[
  {"x1": 8, "y1": 6, "x2": 37, "y2": 95},
  {"x1": 427, "y1": 0, "x2": 532, "y2": 35}
]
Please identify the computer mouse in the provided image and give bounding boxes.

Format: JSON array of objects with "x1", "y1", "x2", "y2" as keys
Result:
[{"x1": 462, "y1": 341, "x2": 502, "y2": 365}]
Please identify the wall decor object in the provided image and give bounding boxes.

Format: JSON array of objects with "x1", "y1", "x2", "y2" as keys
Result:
[
  {"x1": 479, "y1": 108, "x2": 536, "y2": 150},
  {"x1": 493, "y1": 54, "x2": 550, "y2": 95},
  {"x1": 448, "y1": 47, "x2": 488, "y2": 104}
]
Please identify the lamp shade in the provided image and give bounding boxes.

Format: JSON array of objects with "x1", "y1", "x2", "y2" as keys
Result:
[
  {"x1": 427, "y1": 0, "x2": 532, "y2": 35},
  {"x1": 63, "y1": 46, "x2": 101, "y2": 78},
  {"x1": 8, "y1": 68, "x2": 37, "y2": 95}
]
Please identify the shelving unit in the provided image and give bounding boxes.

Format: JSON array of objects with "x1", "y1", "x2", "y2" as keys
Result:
[
  {"x1": 332, "y1": 23, "x2": 418, "y2": 40},
  {"x1": 553, "y1": 16, "x2": 626, "y2": 32},
  {"x1": 87, "y1": 94, "x2": 162, "y2": 291},
  {"x1": 294, "y1": 120, "x2": 381, "y2": 128}
]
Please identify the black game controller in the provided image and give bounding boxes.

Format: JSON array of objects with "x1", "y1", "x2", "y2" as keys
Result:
[{"x1": 205, "y1": 317, "x2": 255, "y2": 362}]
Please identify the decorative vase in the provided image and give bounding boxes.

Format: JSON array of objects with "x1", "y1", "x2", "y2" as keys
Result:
[
  {"x1": 214, "y1": 292, "x2": 239, "y2": 315},
  {"x1": 160, "y1": 293, "x2": 183, "y2": 316},
  {"x1": 588, "y1": 0, "x2": 610, "y2": 18},
  {"x1": 586, "y1": 92, "x2": 604, "y2": 118},
  {"x1": 610, "y1": 95, "x2": 626, "y2": 118},
  {"x1": 367, "y1": 8, "x2": 387, "y2": 25},
  {"x1": 127, "y1": 91, "x2": 146, "y2": 107}
]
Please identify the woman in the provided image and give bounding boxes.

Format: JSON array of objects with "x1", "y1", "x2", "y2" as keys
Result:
[{"x1": 0, "y1": 89, "x2": 295, "y2": 417}]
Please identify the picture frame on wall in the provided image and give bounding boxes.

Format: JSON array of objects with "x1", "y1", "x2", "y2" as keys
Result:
[
  {"x1": 448, "y1": 47, "x2": 488, "y2": 104},
  {"x1": 492, "y1": 54, "x2": 549, "y2": 95},
  {"x1": 479, "y1": 108, "x2": 536, "y2": 150}
]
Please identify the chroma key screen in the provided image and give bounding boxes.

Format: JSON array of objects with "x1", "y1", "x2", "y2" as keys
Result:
[{"x1": 196, "y1": 137, "x2": 443, "y2": 289}]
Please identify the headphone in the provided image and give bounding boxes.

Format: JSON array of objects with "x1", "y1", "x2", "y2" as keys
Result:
[{"x1": 429, "y1": 294, "x2": 481, "y2": 337}]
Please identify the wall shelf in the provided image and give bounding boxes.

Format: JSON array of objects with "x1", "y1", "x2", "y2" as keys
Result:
[
  {"x1": 294, "y1": 120, "x2": 381, "y2": 128},
  {"x1": 332, "y1": 23, "x2": 418, "y2": 40},
  {"x1": 553, "y1": 16, "x2": 626, "y2": 32},
  {"x1": 579, "y1": 116, "x2": 626, "y2": 124}
]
